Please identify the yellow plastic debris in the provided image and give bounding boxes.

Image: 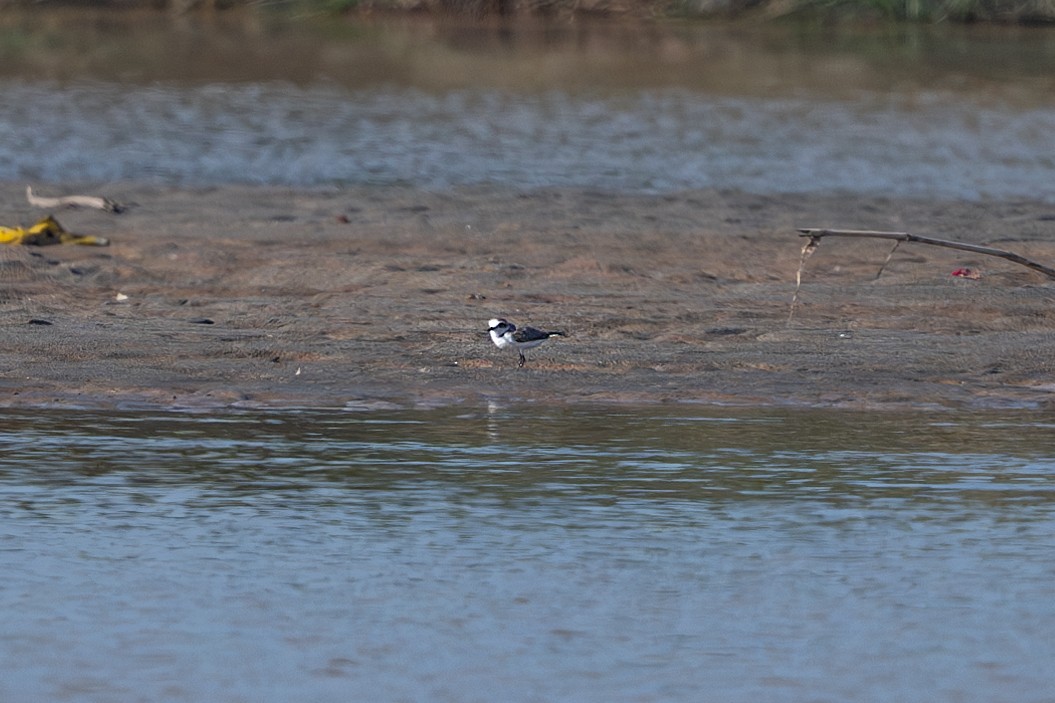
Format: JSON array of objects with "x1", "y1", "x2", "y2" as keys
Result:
[{"x1": 0, "y1": 216, "x2": 109, "y2": 246}]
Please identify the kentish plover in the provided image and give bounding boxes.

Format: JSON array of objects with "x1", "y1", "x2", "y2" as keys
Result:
[{"x1": 488, "y1": 318, "x2": 565, "y2": 368}]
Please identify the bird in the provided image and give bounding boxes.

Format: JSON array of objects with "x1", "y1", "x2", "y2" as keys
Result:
[{"x1": 488, "y1": 318, "x2": 565, "y2": 368}]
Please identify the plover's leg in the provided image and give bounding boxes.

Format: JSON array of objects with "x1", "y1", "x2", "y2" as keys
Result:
[{"x1": 518, "y1": 352, "x2": 526, "y2": 367}]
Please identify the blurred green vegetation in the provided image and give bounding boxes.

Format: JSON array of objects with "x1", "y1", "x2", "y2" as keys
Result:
[{"x1": 6, "y1": 0, "x2": 1055, "y2": 23}]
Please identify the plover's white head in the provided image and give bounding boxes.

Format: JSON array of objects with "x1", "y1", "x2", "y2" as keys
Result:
[{"x1": 488, "y1": 318, "x2": 515, "y2": 349}]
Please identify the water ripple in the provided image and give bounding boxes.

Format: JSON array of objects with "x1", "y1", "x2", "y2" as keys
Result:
[
  {"x1": 3, "y1": 82, "x2": 1055, "y2": 199},
  {"x1": 2, "y1": 407, "x2": 1054, "y2": 702}
]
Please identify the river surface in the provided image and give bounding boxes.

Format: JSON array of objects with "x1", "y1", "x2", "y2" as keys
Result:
[
  {"x1": 1, "y1": 11, "x2": 1054, "y2": 198},
  {"x1": 2, "y1": 406, "x2": 1054, "y2": 702}
]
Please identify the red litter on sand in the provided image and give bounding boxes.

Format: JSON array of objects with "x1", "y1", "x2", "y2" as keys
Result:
[{"x1": 952, "y1": 267, "x2": 981, "y2": 279}]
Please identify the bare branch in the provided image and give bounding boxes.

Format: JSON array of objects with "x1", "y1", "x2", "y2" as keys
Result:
[{"x1": 797, "y1": 228, "x2": 1055, "y2": 281}]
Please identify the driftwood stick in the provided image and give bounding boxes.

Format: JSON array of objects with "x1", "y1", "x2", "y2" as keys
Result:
[
  {"x1": 874, "y1": 239, "x2": 902, "y2": 280},
  {"x1": 26, "y1": 185, "x2": 125, "y2": 214},
  {"x1": 797, "y1": 228, "x2": 1055, "y2": 281},
  {"x1": 787, "y1": 235, "x2": 821, "y2": 325}
]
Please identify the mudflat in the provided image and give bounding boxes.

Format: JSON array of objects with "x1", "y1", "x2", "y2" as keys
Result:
[{"x1": 2, "y1": 183, "x2": 1055, "y2": 412}]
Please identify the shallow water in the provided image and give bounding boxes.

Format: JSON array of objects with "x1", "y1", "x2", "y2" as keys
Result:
[
  {"x1": 1, "y1": 13, "x2": 1055, "y2": 198},
  {"x1": 2, "y1": 406, "x2": 1054, "y2": 702}
]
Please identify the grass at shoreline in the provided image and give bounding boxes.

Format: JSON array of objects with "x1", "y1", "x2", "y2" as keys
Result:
[{"x1": 8, "y1": 0, "x2": 1055, "y2": 23}]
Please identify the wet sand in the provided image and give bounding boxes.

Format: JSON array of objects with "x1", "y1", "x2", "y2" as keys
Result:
[{"x1": 2, "y1": 182, "x2": 1055, "y2": 412}]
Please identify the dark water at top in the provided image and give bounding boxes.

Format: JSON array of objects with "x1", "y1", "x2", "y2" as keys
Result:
[
  {"x1": 1, "y1": 12, "x2": 1055, "y2": 198},
  {"x1": 2, "y1": 405, "x2": 1054, "y2": 702}
]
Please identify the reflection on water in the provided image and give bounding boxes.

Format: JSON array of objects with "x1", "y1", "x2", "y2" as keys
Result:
[
  {"x1": 1, "y1": 406, "x2": 1054, "y2": 702},
  {"x1": 1, "y1": 13, "x2": 1055, "y2": 198}
]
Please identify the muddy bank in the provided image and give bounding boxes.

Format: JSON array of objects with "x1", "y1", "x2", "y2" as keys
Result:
[{"x1": 2, "y1": 183, "x2": 1055, "y2": 412}]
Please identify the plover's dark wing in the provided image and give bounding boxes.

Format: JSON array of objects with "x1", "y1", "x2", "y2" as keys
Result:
[{"x1": 513, "y1": 326, "x2": 557, "y2": 343}]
